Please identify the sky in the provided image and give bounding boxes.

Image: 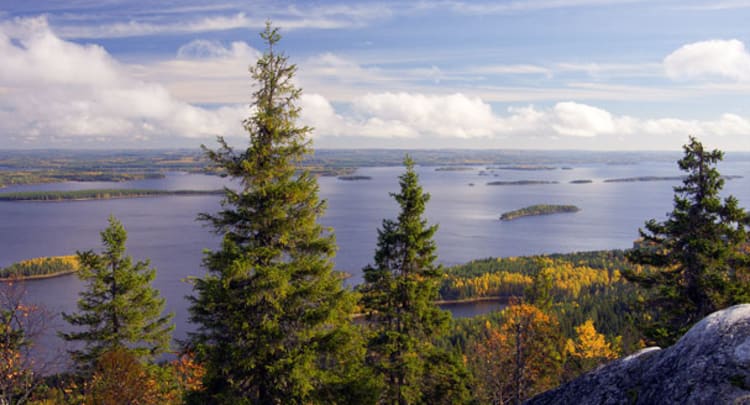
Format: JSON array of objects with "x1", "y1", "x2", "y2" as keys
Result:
[{"x1": 2, "y1": 0, "x2": 750, "y2": 150}]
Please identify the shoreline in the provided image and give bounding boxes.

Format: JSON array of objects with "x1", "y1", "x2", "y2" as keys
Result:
[
  {"x1": 0, "y1": 269, "x2": 77, "y2": 282},
  {"x1": 434, "y1": 296, "x2": 509, "y2": 305}
]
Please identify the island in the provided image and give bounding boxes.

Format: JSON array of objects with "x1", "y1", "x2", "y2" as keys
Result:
[
  {"x1": 0, "y1": 189, "x2": 223, "y2": 202},
  {"x1": 337, "y1": 175, "x2": 373, "y2": 181},
  {"x1": 603, "y1": 176, "x2": 683, "y2": 183},
  {"x1": 486, "y1": 180, "x2": 558, "y2": 186},
  {"x1": 570, "y1": 179, "x2": 593, "y2": 184},
  {"x1": 435, "y1": 166, "x2": 474, "y2": 171},
  {"x1": 499, "y1": 204, "x2": 580, "y2": 221},
  {"x1": 488, "y1": 165, "x2": 558, "y2": 171},
  {"x1": 0, "y1": 255, "x2": 79, "y2": 280}
]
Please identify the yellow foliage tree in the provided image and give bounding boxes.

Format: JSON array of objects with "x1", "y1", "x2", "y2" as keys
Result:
[
  {"x1": 468, "y1": 302, "x2": 563, "y2": 404},
  {"x1": 564, "y1": 319, "x2": 620, "y2": 379}
]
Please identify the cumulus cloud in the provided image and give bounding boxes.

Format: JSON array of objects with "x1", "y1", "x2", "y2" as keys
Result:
[
  {"x1": 1, "y1": 16, "x2": 748, "y2": 149},
  {"x1": 0, "y1": 17, "x2": 247, "y2": 146},
  {"x1": 299, "y1": 91, "x2": 750, "y2": 146},
  {"x1": 551, "y1": 102, "x2": 615, "y2": 137},
  {"x1": 664, "y1": 39, "x2": 750, "y2": 81}
]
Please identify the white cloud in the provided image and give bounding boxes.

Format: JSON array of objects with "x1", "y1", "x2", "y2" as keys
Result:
[
  {"x1": 470, "y1": 64, "x2": 552, "y2": 76},
  {"x1": 51, "y1": 3, "x2": 392, "y2": 39},
  {"x1": 438, "y1": 0, "x2": 648, "y2": 14},
  {"x1": 664, "y1": 39, "x2": 750, "y2": 81},
  {"x1": 0, "y1": 17, "x2": 247, "y2": 145},
  {"x1": 353, "y1": 92, "x2": 498, "y2": 138},
  {"x1": 551, "y1": 102, "x2": 615, "y2": 137},
  {"x1": 2, "y1": 16, "x2": 749, "y2": 149},
  {"x1": 299, "y1": 91, "x2": 750, "y2": 146}
]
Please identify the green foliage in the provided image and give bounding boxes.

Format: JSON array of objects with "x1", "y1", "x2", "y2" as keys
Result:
[
  {"x1": 360, "y1": 156, "x2": 470, "y2": 404},
  {"x1": 187, "y1": 23, "x2": 370, "y2": 404},
  {"x1": 626, "y1": 136, "x2": 750, "y2": 346},
  {"x1": 60, "y1": 216, "x2": 174, "y2": 371}
]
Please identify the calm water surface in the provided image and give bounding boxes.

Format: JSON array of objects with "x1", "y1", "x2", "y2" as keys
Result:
[{"x1": 3, "y1": 159, "x2": 750, "y2": 360}]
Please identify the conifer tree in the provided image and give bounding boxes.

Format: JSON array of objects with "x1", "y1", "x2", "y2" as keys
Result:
[
  {"x1": 626, "y1": 136, "x2": 750, "y2": 346},
  {"x1": 187, "y1": 23, "x2": 372, "y2": 404},
  {"x1": 61, "y1": 215, "x2": 173, "y2": 370},
  {"x1": 360, "y1": 156, "x2": 469, "y2": 404}
]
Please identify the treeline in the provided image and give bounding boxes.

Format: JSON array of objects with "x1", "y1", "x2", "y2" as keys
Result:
[
  {"x1": 0, "y1": 171, "x2": 164, "y2": 188},
  {"x1": 0, "y1": 255, "x2": 79, "y2": 279},
  {"x1": 0, "y1": 189, "x2": 223, "y2": 201}
]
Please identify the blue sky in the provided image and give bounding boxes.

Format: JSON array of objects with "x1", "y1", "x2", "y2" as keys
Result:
[{"x1": 2, "y1": 0, "x2": 750, "y2": 150}]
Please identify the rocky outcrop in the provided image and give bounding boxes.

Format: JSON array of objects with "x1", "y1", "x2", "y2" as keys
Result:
[{"x1": 527, "y1": 304, "x2": 750, "y2": 405}]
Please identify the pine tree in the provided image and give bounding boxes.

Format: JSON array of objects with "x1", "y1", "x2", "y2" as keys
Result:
[
  {"x1": 360, "y1": 156, "x2": 469, "y2": 404},
  {"x1": 626, "y1": 136, "x2": 750, "y2": 346},
  {"x1": 61, "y1": 215, "x2": 173, "y2": 370},
  {"x1": 187, "y1": 23, "x2": 372, "y2": 404}
]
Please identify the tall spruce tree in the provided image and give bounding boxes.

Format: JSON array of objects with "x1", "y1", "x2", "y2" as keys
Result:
[
  {"x1": 626, "y1": 136, "x2": 750, "y2": 346},
  {"x1": 187, "y1": 23, "x2": 372, "y2": 404},
  {"x1": 61, "y1": 215, "x2": 173, "y2": 370},
  {"x1": 360, "y1": 156, "x2": 469, "y2": 404}
]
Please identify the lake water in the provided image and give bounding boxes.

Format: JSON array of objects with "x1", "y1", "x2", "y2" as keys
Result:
[{"x1": 2, "y1": 157, "x2": 750, "y2": 362}]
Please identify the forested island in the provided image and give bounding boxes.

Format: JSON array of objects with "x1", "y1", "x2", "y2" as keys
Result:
[
  {"x1": 488, "y1": 165, "x2": 558, "y2": 171},
  {"x1": 570, "y1": 179, "x2": 593, "y2": 184},
  {"x1": 0, "y1": 189, "x2": 223, "y2": 201},
  {"x1": 0, "y1": 255, "x2": 79, "y2": 280},
  {"x1": 604, "y1": 175, "x2": 743, "y2": 183},
  {"x1": 337, "y1": 175, "x2": 373, "y2": 181},
  {"x1": 487, "y1": 180, "x2": 558, "y2": 186},
  {"x1": 435, "y1": 166, "x2": 474, "y2": 171},
  {"x1": 500, "y1": 204, "x2": 580, "y2": 221}
]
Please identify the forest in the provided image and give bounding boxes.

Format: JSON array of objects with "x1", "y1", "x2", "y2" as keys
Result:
[{"x1": 2, "y1": 24, "x2": 749, "y2": 405}]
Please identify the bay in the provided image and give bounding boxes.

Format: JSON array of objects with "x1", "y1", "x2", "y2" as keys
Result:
[{"x1": 2, "y1": 157, "x2": 750, "y2": 362}]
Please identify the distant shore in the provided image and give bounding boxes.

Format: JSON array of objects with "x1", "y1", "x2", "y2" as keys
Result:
[{"x1": 0, "y1": 189, "x2": 223, "y2": 202}]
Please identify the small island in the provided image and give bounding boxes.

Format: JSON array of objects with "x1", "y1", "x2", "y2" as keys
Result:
[
  {"x1": 570, "y1": 179, "x2": 593, "y2": 184},
  {"x1": 603, "y1": 176, "x2": 683, "y2": 183},
  {"x1": 488, "y1": 165, "x2": 558, "y2": 171},
  {"x1": 500, "y1": 204, "x2": 580, "y2": 221},
  {"x1": 337, "y1": 175, "x2": 373, "y2": 181},
  {"x1": 435, "y1": 166, "x2": 474, "y2": 172},
  {"x1": 604, "y1": 175, "x2": 743, "y2": 183},
  {"x1": 0, "y1": 188, "x2": 223, "y2": 202},
  {"x1": 0, "y1": 255, "x2": 79, "y2": 281},
  {"x1": 487, "y1": 180, "x2": 558, "y2": 186}
]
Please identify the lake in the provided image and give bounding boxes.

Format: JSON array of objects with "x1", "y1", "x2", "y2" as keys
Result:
[{"x1": 2, "y1": 156, "x2": 750, "y2": 362}]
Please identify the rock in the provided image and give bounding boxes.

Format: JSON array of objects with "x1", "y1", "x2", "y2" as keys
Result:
[{"x1": 526, "y1": 304, "x2": 750, "y2": 405}]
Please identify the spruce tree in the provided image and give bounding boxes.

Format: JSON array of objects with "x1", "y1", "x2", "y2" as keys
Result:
[
  {"x1": 187, "y1": 23, "x2": 371, "y2": 404},
  {"x1": 626, "y1": 136, "x2": 750, "y2": 346},
  {"x1": 360, "y1": 156, "x2": 469, "y2": 404},
  {"x1": 61, "y1": 215, "x2": 173, "y2": 370}
]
